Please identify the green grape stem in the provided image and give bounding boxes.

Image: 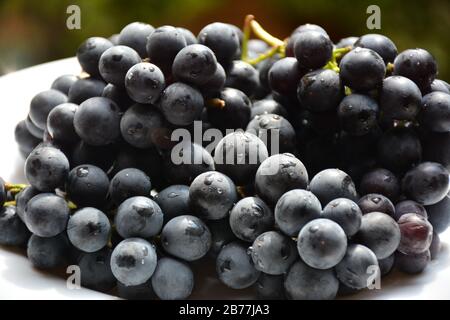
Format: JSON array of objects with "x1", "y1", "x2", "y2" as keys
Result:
[{"x1": 240, "y1": 15, "x2": 351, "y2": 72}]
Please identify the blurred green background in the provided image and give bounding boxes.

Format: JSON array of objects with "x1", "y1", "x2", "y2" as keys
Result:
[{"x1": 0, "y1": 0, "x2": 448, "y2": 79}]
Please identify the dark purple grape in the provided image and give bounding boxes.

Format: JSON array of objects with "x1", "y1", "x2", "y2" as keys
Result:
[
  {"x1": 393, "y1": 48, "x2": 437, "y2": 93},
  {"x1": 146, "y1": 25, "x2": 187, "y2": 74},
  {"x1": 395, "y1": 250, "x2": 430, "y2": 274},
  {"x1": 294, "y1": 31, "x2": 333, "y2": 69},
  {"x1": 402, "y1": 162, "x2": 449, "y2": 206},
  {"x1": 358, "y1": 193, "x2": 395, "y2": 217},
  {"x1": 354, "y1": 34, "x2": 398, "y2": 64},
  {"x1": 419, "y1": 91, "x2": 450, "y2": 133},
  {"x1": 298, "y1": 69, "x2": 344, "y2": 113},
  {"x1": 359, "y1": 168, "x2": 400, "y2": 202},
  {"x1": 118, "y1": 22, "x2": 154, "y2": 58},
  {"x1": 397, "y1": 213, "x2": 433, "y2": 255},
  {"x1": 339, "y1": 48, "x2": 386, "y2": 92}
]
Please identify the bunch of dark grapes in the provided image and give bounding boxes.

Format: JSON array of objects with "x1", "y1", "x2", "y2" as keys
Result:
[{"x1": 3, "y1": 16, "x2": 449, "y2": 300}]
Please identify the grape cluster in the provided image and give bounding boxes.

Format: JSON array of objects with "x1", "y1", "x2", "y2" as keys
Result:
[{"x1": 3, "y1": 16, "x2": 450, "y2": 300}]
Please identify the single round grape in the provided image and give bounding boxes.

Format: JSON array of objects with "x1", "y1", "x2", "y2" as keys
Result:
[
  {"x1": 298, "y1": 69, "x2": 344, "y2": 113},
  {"x1": 110, "y1": 238, "x2": 157, "y2": 286},
  {"x1": 321, "y1": 198, "x2": 362, "y2": 237},
  {"x1": 115, "y1": 196, "x2": 163, "y2": 239},
  {"x1": 249, "y1": 231, "x2": 297, "y2": 275},
  {"x1": 198, "y1": 22, "x2": 240, "y2": 66},
  {"x1": 27, "y1": 233, "x2": 71, "y2": 269},
  {"x1": 118, "y1": 22, "x2": 154, "y2": 58},
  {"x1": 216, "y1": 242, "x2": 260, "y2": 290},
  {"x1": 109, "y1": 168, "x2": 152, "y2": 205},
  {"x1": 154, "y1": 185, "x2": 190, "y2": 224},
  {"x1": 189, "y1": 171, "x2": 238, "y2": 221},
  {"x1": 76, "y1": 37, "x2": 113, "y2": 78},
  {"x1": 214, "y1": 131, "x2": 268, "y2": 186},
  {"x1": 160, "y1": 82, "x2": 204, "y2": 126},
  {"x1": 246, "y1": 113, "x2": 296, "y2": 153},
  {"x1": 356, "y1": 212, "x2": 401, "y2": 259},
  {"x1": 229, "y1": 197, "x2": 273, "y2": 242},
  {"x1": 358, "y1": 193, "x2": 395, "y2": 217},
  {"x1": 172, "y1": 44, "x2": 218, "y2": 86},
  {"x1": 66, "y1": 165, "x2": 110, "y2": 208},
  {"x1": 393, "y1": 48, "x2": 437, "y2": 92},
  {"x1": 47, "y1": 103, "x2": 79, "y2": 144},
  {"x1": 255, "y1": 153, "x2": 308, "y2": 205},
  {"x1": 268, "y1": 57, "x2": 304, "y2": 98},
  {"x1": 25, "y1": 145, "x2": 70, "y2": 192},
  {"x1": 338, "y1": 94, "x2": 379, "y2": 136},
  {"x1": 377, "y1": 128, "x2": 422, "y2": 173},
  {"x1": 74, "y1": 97, "x2": 121, "y2": 146},
  {"x1": 120, "y1": 104, "x2": 166, "y2": 149},
  {"x1": 335, "y1": 244, "x2": 379, "y2": 290},
  {"x1": 284, "y1": 260, "x2": 339, "y2": 300},
  {"x1": 294, "y1": 31, "x2": 333, "y2": 69},
  {"x1": 395, "y1": 250, "x2": 430, "y2": 274},
  {"x1": 68, "y1": 77, "x2": 106, "y2": 105},
  {"x1": 426, "y1": 193, "x2": 450, "y2": 234},
  {"x1": 359, "y1": 168, "x2": 400, "y2": 202},
  {"x1": 151, "y1": 257, "x2": 194, "y2": 300},
  {"x1": 402, "y1": 162, "x2": 449, "y2": 206},
  {"x1": 394, "y1": 200, "x2": 428, "y2": 221},
  {"x1": 420, "y1": 91, "x2": 450, "y2": 133},
  {"x1": 0, "y1": 205, "x2": 30, "y2": 247},
  {"x1": 309, "y1": 169, "x2": 358, "y2": 206},
  {"x1": 77, "y1": 248, "x2": 116, "y2": 292},
  {"x1": 51, "y1": 74, "x2": 78, "y2": 95},
  {"x1": 398, "y1": 213, "x2": 433, "y2": 255},
  {"x1": 354, "y1": 34, "x2": 398, "y2": 64},
  {"x1": 297, "y1": 218, "x2": 347, "y2": 269},
  {"x1": 379, "y1": 76, "x2": 422, "y2": 126},
  {"x1": 339, "y1": 47, "x2": 386, "y2": 92},
  {"x1": 207, "y1": 88, "x2": 252, "y2": 131},
  {"x1": 125, "y1": 62, "x2": 165, "y2": 104},
  {"x1": 275, "y1": 189, "x2": 321, "y2": 237},
  {"x1": 99, "y1": 45, "x2": 141, "y2": 87},
  {"x1": 24, "y1": 193, "x2": 70, "y2": 238},
  {"x1": 29, "y1": 90, "x2": 68, "y2": 130},
  {"x1": 146, "y1": 25, "x2": 187, "y2": 73},
  {"x1": 67, "y1": 207, "x2": 111, "y2": 253},
  {"x1": 161, "y1": 215, "x2": 211, "y2": 261}
]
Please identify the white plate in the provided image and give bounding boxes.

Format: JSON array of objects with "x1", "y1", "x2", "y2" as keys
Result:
[{"x1": 0, "y1": 58, "x2": 449, "y2": 300}]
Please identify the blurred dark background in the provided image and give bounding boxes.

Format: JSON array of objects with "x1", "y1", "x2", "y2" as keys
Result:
[{"x1": 0, "y1": 0, "x2": 448, "y2": 79}]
